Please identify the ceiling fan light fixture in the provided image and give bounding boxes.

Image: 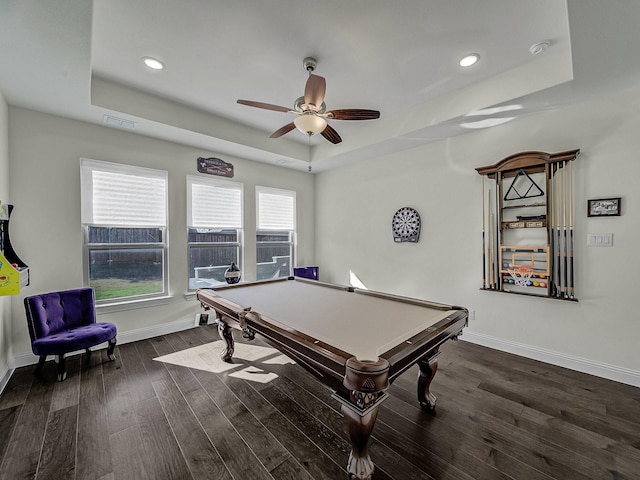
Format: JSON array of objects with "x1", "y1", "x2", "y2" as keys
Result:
[{"x1": 294, "y1": 114, "x2": 327, "y2": 135}]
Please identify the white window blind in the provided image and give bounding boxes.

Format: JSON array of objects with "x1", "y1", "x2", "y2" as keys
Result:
[
  {"x1": 81, "y1": 158, "x2": 167, "y2": 226},
  {"x1": 256, "y1": 187, "x2": 295, "y2": 230},
  {"x1": 187, "y1": 176, "x2": 242, "y2": 228}
]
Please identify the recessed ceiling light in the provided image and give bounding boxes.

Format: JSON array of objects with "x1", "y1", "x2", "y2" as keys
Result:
[
  {"x1": 459, "y1": 54, "x2": 480, "y2": 67},
  {"x1": 142, "y1": 57, "x2": 164, "y2": 70}
]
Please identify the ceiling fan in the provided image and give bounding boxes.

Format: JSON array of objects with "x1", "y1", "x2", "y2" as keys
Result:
[{"x1": 237, "y1": 57, "x2": 380, "y2": 144}]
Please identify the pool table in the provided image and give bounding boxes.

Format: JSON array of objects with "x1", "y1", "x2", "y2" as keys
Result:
[{"x1": 196, "y1": 276, "x2": 467, "y2": 480}]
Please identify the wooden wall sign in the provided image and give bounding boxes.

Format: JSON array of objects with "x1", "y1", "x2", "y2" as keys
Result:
[{"x1": 197, "y1": 157, "x2": 234, "y2": 177}]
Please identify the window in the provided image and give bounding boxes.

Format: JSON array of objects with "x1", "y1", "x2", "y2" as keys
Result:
[
  {"x1": 80, "y1": 159, "x2": 168, "y2": 303},
  {"x1": 187, "y1": 175, "x2": 242, "y2": 290},
  {"x1": 256, "y1": 186, "x2": 295, "y2": 280}
]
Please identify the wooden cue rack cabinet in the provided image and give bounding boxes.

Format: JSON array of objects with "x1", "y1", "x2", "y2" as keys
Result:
[
  {"x1": 0, "y1": 204, "x2": 30, "y2": 296},
  {"x1": 476, "y1": 150, "x2": 580, "y2": 301}
]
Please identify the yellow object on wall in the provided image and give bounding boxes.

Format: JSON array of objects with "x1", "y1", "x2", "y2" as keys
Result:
[{"x1": 0, "y1": 250, "x2": 20, "y2": 296}]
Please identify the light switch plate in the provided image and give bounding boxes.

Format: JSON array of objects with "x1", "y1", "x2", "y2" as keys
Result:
[{"x1": 587, "y1": 233, "x2": 613, "y2": 247}]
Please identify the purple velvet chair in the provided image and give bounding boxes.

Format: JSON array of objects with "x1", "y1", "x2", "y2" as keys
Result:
[{"x1": 24, "y1": 288, "x2": 117, "y2": 381}]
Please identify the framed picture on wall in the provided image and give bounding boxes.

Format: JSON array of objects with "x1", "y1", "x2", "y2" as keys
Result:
[{"x1": 587, "y1": 197, "x2": 621, "y2": 217}]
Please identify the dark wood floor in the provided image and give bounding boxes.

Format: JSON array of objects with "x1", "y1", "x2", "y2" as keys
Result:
[{"x1": 0, "y1": 324, "x2": 639, "y2": 480}]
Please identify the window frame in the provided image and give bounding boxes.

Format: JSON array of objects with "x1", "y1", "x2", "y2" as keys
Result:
[
  {"x1": 80, "y1": 158, "x2": 169, "y2": 306},
  {"x1": 255, "y1": 186, "x2": 296, "y2": 280},
  {"x1": 186, "y1": 175, "x2": 243, "y2": 290}
]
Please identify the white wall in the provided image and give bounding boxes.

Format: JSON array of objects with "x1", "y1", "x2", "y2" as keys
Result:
[
  {"x1": 7, "y1": 107, "x2": 314, "y2": 361},
  {"x1": 5, "y1": 85, "x2": 640, "y2": 386},
  {"x1": 316, "y1": 85, "x2": 640, "y2": 385},
  {"x1": 0, "y1": 91, "x2": 11, "y2": 384}
]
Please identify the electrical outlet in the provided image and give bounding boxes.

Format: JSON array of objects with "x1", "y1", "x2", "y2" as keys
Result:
[{"x1": 468, "y1": 310, "x2": 475, "y2": 322}]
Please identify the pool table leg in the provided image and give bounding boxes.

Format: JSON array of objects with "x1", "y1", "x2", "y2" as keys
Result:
[
  {"x1": 215, "y1": 315, "x2": 234, "y2": 363},
  {"x1": 339, "y1": 357, "x2": 390, "y2": 480},
  {"x1": 342, "y1": 402, "x2": 378, "y2": 480},
  {"x1": 417, "y1": 350, "x2": 441, "y2": 412}
]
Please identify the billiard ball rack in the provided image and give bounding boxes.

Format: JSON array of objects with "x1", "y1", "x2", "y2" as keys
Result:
[
  {"x1": 476, "y1": 150, "x2": 580, "y2": 301},
  {"x1": 499, "y1": 245, "x2": 550, "y2": 292}
]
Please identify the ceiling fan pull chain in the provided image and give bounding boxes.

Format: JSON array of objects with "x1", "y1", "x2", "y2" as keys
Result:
[{"x1": 308, "y1": 134, "x2": 312, "y2": 172}]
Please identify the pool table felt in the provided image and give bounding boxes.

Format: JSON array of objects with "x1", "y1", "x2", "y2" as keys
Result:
[{"x1": 208, "y1": 279, "x2": 457, "y2": 361}]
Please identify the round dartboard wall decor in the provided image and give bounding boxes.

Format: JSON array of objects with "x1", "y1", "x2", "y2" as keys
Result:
[{"x1": 392, "y1": 207, "x2": 421, "y2": 243}]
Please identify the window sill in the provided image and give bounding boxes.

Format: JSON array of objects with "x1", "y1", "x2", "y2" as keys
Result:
[
  {"x1": 96, "y1": 295, "x2": 174, "y2": 314},
  {"x1": 184, "y1": 282, "x2": 250, "y2": 302}
]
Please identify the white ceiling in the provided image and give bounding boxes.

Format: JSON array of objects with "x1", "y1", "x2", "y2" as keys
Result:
[{"x1": 1, "y1": 1, "x2": 639, "y2": 172}]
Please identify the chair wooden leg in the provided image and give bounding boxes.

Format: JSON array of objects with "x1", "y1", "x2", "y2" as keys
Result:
[
  {"x1": 34, "y1": 355, "x2": 46, "y2": 374},
  {"x1": 107, "y1": 337, "x2": 117, "y2": 361},
  {"x1": 56, "y1": 354, "x2": 67, "y2": 381}
]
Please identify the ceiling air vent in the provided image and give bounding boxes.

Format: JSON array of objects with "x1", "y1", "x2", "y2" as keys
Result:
[{"x1": 103, "y1": 114, "x2": 136, "y2": 129}]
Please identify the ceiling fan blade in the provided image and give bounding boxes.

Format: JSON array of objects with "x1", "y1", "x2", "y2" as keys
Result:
[
  {"x1": 321, "y1": 124, "x2": 342, "y2": 144},
  {"x1": 327, "y1": 109, "x2": 380, "y2": 120},
  {"x1": 270, "y1": 122, "x2": 296, "y2": 138},
  {"x1": 237, "y1": 99, "x2": 291, "y2": 113},
  {"x1": 304, "y1": 74, "x2": 326, "y2": 109}
]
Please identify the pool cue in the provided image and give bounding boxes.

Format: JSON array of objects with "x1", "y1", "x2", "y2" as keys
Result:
[
  {"x1": 487, "y1": 188, "x2": 492, "y2": 288},
  {"x1": 489, "y1": 209, "x2": 494, "y2": 289},
  {"x1": 562, "y1": 160, "x2": 568, "y2": 298},
  {"x1": 550, "y1": 162, "x2": 556, "y2": 295},
  {"x1": 558, "y1": 163, "x2": 567, "y2": 298},
  {"x1": 496, "y1": 174, "x2": 501, "y2": 290},
  {"x1": 569, "y1": 159, "x2": 574, "y2": 298},
  {"x1": 555, "y1": 162, "x2": 562, "y2": 297},
  {"x1": 562, "y1": 160, "x2": 569, "y2": 298},
  {"x1": 559, "y1": 162, "x2": 565, "y2": 297},
  {"x1": 487, "y1": 208, "x2": 493, "y2": 289},
  {"x1": 564, "y1": 161, "x2": 569, "y2": 297},
  {"x1": 547, "y1": 163, "x2": 554, "y2": 296},
  {"x1": 482, "y1": 176, "x2": 487, "y2": 289}
]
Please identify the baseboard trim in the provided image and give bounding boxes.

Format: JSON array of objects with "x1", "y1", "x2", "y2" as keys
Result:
[
  {"x1": 462, "y1": 330, "x2": 640, "y2": 388},
  {"x1": 11, "y1": 317, "x2": 197, "y2": 369},
  {"x1": 7, "y1": 321, "x2": 639, "y2": 390},
  {"x1": 0, "y1": 365, "x2": 13, "y2": 396},
  {"x1": 117, "y1": 317, "x2": 197, "y2": 345}
]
